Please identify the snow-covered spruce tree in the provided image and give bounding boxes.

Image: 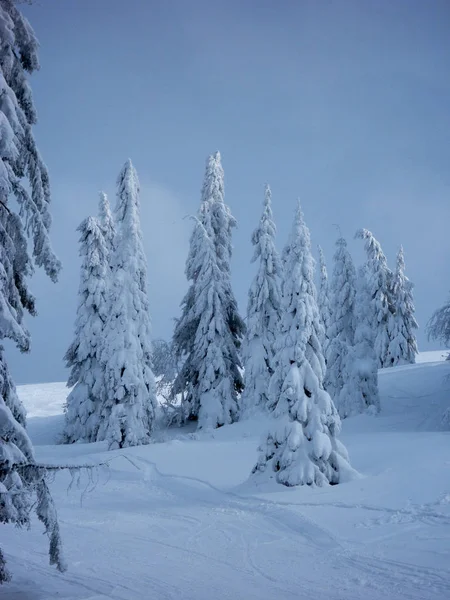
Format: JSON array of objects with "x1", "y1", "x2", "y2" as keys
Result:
[
  {"x1": 98, "y1": 191, "x2": 115, "y2": 254},
  {"x1": 252, "y1": 202, "x2": 354, "y2": 486},
  {"x1": 317, "y1": 245, "x2": 332, "y2": 354},
  {"x1": 0, "y1": 0, "x2": 65, "y2": 581},
  {"x1": 325, "y1": 237, "x2": 356, "y2": 409},
  {"x1": 172, "y1": 152, "x2": 244, "y2": 422},
  {"x1": 338, "y1": 266, "x2": 380, "y2": 418},
  {"x1": 356, "y1": 229, "x2": 394, "y2": 368},
  {"x1": 206, "y1": 151, "x2": 246, "y2": 374},
  {"x1": 427, "y1": 293, "x2": 450, "y2": 359},
  {"x1": 172, "y1": 215, "x2": 208, "y2": 421},
  {"x1": 241, "y1": 185, "x2": 282, "y2": 415},
  {"x1": 62, "y1": 216, "x2": 109, "y2": 444},
  {"x1": 183, "y1": 220, "x2": 241, "y2": 428},
  {"x1": 387, "y1": 246, "x2": 418, "y2": 366},
  {"x1": 96, "y1": 160, "x2": 157, "y2": 449}
]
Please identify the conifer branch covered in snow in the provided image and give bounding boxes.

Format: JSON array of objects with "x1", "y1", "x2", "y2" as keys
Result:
[
  {"x1": 253, "y1": 202, "x2": 355, "y2": 487},
  {"x1": 0, "y1": 353, "x2": 67, "y2": 580},
  {"x1": 0, "y1": 548, "x2": 9, "y2": 583},
  {"x1": 152, "y1": 339, "x2": 177, "y2": 388},
  {"x1": 0, "y1": 0, "x2": 63, "y2": 582},
  {"x1": 0, "y1": 0, "x2": 61, "y2": 283},
  {"x1": 387, "y1": 246, "x2": 419, "y2": 366},
  {"x1": 1, "y1": 457, "x2": 113, "y2": 578},
  {"x1": 241, "y1": 184, "x2": 282, "y2": 415}
]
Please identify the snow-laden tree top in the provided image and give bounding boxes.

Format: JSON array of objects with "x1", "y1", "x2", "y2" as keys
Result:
[
  {"x1": 356, "y1": 228, "x2": 390, "y2": 275},
  {"x1": 205, "y1": 151, "x2": 237, "y2": 276},
  {"x1": 98, "y1": 191, "x2": 115, "y2": 248},
  {"x1": 247, "y1": 184, "x2": 282, "y2": 341},
  {"x1": 279, "y1": 201, "x2": 324, "y2": 376}
]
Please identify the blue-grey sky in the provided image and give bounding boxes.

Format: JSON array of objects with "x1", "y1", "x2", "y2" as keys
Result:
[{"x1": 9, "y1": 0, "x2": 450, "y2": 384}]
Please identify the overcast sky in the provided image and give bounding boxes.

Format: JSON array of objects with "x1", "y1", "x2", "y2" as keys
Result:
[{"x1": 9, "y1": 0, "x2": 450, "y2": 384}]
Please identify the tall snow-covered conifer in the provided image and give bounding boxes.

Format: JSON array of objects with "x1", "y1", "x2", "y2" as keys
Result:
[
  {"x1": 241, "y1": 185, "x2": 282, "y2": 414},
  {"x1": 185, "y1": 220, "x2": 241, "y2": 428},
  {"x1": 172, "y1": 221, "x2": 206, "y2": 419},
  {"x1": 62, "y1": 216, "x2": 109, "y2": 444},
  {"x1": 207, "y1": 151, "x2": 245, "y2": 366},
  {"x1": 356, "y1": 229, "x2": 394, "y2": 368},
  {"x1": 338, "y1": 266, "x2": 380, "y2": 417},
  {"x1": 317, "y1": 245, "x2": 332, "y2": 353},
  {"x1": 0, "y1": 0, "x2": 65, "y2": 581},
  {"x1": 253, "y1": 202, "x2": 354, "y2": 486},
  {"x1": 173, "y1": 152, "x2": 244, "y2": 424},
  {"x1": 326, "y1": 237, "x2": 356, "y2": 409},
  {"x1": 97, "y1": 160, "x2": 157, "y2": 449},
  {"x1": 387, "y1": 246, "x2": 418, "y2": 365}
]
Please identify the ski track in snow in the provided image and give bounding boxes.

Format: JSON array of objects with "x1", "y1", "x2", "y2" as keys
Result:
[
  {"x1": 6, "y1": 449, "x2": 450, "y2": 600},
  {"x1": 109, "y1": 456, "x2": 450, "y2": 600},
  {"x1": 3, "y1": 357, "x2": 450, "y2": 600}
]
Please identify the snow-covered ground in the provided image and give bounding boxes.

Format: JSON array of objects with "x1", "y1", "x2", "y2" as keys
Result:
[
  {"x1": 416, "y1": 349, "x2": 450, "y2": 363},
  {"x1": 3, "y1": 355, "x2": 450, "y2": 600}
]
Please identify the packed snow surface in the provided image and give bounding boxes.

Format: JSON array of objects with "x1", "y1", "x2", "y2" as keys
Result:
[{"x1": 4, "y1": 355, "x2": 450, "y2": 599}]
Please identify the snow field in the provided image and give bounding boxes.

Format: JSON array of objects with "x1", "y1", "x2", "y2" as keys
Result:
[{"x1": 2, "y1": 357, "x2": 449, "y2": 599}]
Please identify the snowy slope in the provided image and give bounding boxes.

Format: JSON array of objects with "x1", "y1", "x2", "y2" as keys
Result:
[
  {"x1": 416, "y1": 349, "x2": 449, "y2": 363},
  {"x1": 3, "y1": 357, "x2": 450, "y2": 600}
]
